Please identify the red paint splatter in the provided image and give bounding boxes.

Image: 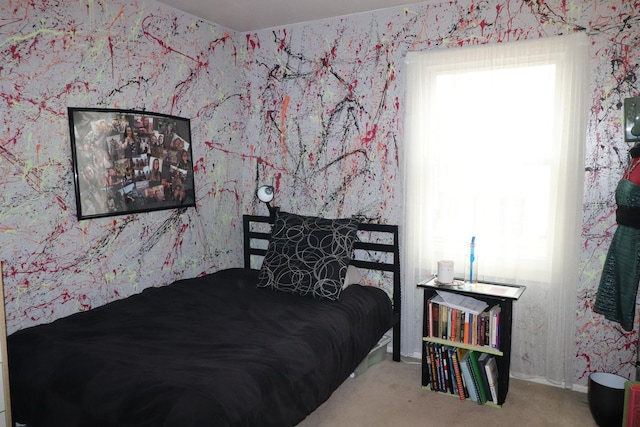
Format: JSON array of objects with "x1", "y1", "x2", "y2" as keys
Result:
[
  {"x1": 108, "y1": 35, "x2": 115, "y2": 79},
  {"x1": 362, "y1": 124, "x2": 378, "y2": 145},
  {"x1": 246, "y1": 33, "x2": 260, "y2": 51},
  {"x1": 480, "y1": 19, "x2": 488, "y2": 35},
  {"x1": 10, "y1": 45, "x2": 21, "y2": 60},
  {"x1": 274, "y1": 173, "x2": 282, "y2": 194},
  {"x1": 141, "y1": 15, "x2": 198, "y2": 63},
  {"x1": 55, "y1": 195, "x2": 67, "y2": 211}
]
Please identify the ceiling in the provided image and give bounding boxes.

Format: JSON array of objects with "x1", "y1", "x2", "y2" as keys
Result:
[{"x1": 156, "y1": 0, "x2": 415, "y2": 32}]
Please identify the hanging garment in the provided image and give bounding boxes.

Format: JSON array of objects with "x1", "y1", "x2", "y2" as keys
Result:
[{"x1": 595, "y1": 178, "x2": 640, "y2": 331}]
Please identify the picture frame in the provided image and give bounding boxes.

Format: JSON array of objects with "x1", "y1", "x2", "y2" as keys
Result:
[{"x1": 68, "y1": 107, "x2": 196, "y2": 220}]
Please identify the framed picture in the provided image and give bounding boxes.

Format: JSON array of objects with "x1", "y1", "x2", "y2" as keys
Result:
[{"x1": 68, "y1": 107, "x2": 196, "y2": 220}]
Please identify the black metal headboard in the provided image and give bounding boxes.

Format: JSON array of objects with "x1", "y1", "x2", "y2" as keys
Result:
[{"x1": 242, "y1": 214, "x2": 401, "y2": 362}]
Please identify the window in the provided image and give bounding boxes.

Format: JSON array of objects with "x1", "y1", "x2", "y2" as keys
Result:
[{"x1": 402, "y1": 33, "x2": 589, "y2": 386}]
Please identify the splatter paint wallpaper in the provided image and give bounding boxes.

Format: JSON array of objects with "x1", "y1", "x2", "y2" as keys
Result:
[
  {"x1": 242, "y1": 0, "x2": 639, "y2": 385},
  {"x1": 0, "y1": 0, "x2": 639, "y2": 387},
  {"x1": 0, "y1": 1, "x2": 242, "y2": 331}
]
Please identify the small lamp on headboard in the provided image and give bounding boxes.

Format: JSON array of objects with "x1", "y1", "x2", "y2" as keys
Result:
[{"x1": 256, "y1": 185, "x2": 276, "y2": 220}]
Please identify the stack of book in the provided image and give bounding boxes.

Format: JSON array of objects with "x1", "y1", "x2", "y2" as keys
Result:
[
  {"x1": 424, "y1": 342, "x2": 499, "y2": 405},
  {"x1": 425, "y1": 291, "x2": 501, "y2": 350}
]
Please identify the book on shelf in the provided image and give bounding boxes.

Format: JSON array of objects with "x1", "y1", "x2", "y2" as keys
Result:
[
  {"x1": 467, "y1": 351, "x2": 489, "y2": 404},
  {"x1": 426, "y1": 342, "x2": 439, "y2": 391},
  {"x1": 463, "y1": 312, "x2": 471, "y2": 344},
  {"x1": 471, "y1": 312, "x2": 479, "y2": 345},
  {"x1": 434, "y1": 344, "x2": 446, "y2": 392},
  {"x1": 454, "y1": 309, "x2": 462, "y2": 342},
  {"x1": 449, "y1": 347, "x2": 466, "y2": 400},
  {"x1": 448, "y1": 308, "x2": 455, "y2": 341},
  {"x1": 435, "y1": 351, "x2": 443, "y2": 392},
  {"x1": 446, "y1": 348, "x2": 458, "y2": 396},
  {"x1": 434, "y1": 344, "x2": 442, "y2": 392},
  {"x1": 483, "y1": 354, "x2": 499, "y2": 404},
  {"x1": 459, "y1": 349, "x2": 479, "y2": 403},
  {"x1": 480, "y1": 311, "x2": 490, "y2": 346},
  {"x1": 476, "y1": 353, "x2": 493, "y2": 403},
  {"x1": 456, "y1": 348, "x2": 470, "y2": 399},
  {"x1": 439, "y1": 304, "x2": 448, "y2": 339},
  {"x1": 490, "y1": 305, "x2": 501, "y2": 349},
  {"x1": 438, "y1": 345, "x2": 455, "y2": 394},
  {"x1": 432, "y1": 302, "x2": 439, "y2": 338}
]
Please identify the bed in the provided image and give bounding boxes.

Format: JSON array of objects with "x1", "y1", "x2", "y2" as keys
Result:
[{"x1": 7, "y1": 212, "x2": 401, "y2": 427}]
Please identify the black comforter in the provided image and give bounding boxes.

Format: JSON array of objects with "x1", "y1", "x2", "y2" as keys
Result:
[{"x1": 8, "y1": 268, "x2": 392, "y2": 427}]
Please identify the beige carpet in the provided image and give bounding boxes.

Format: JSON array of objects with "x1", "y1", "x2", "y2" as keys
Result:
[{"x1": 297, "y1": 356, "x2": 597, "y2": 427}]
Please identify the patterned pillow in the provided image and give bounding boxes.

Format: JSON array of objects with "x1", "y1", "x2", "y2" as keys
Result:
[{"x1": 257, "y1": 211, "x2": 360, "y2": 301}]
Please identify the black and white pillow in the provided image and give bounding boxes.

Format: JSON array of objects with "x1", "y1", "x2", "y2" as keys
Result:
[{"x1": 257, "y1": 211, "x2": 360, "y2": 301}]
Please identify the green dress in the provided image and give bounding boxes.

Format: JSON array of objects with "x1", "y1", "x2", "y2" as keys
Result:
[{"x1": 595, "y1": 179, "x2": 640, "y2": 331}]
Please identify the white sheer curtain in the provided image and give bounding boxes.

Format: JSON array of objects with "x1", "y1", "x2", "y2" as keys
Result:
[{"x1": 402, "y1": 33, "x2": 589, "y2": 387}]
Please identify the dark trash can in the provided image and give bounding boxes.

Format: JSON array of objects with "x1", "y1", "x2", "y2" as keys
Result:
[{"x1": 588, "y1": 372, "x2": 626, "y2": 427}]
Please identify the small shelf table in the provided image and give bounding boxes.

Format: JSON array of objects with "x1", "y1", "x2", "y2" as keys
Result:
[{"x1": 418, "y1": 276, "x2": 525, "y2": 406}]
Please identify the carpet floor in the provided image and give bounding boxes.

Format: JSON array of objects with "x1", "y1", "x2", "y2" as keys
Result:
[{"x1": 297, "y1": 355, "x2": 598, "y2": 427}]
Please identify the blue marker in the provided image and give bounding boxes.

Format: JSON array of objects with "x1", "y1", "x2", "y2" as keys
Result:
[{"x1": 469, "y1": 236, "x2": 476, "y2": 283}]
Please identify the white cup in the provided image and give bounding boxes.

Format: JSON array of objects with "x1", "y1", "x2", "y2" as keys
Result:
[{"x1": 437, "y1": 260, "x2": 454, "y2": 284}]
